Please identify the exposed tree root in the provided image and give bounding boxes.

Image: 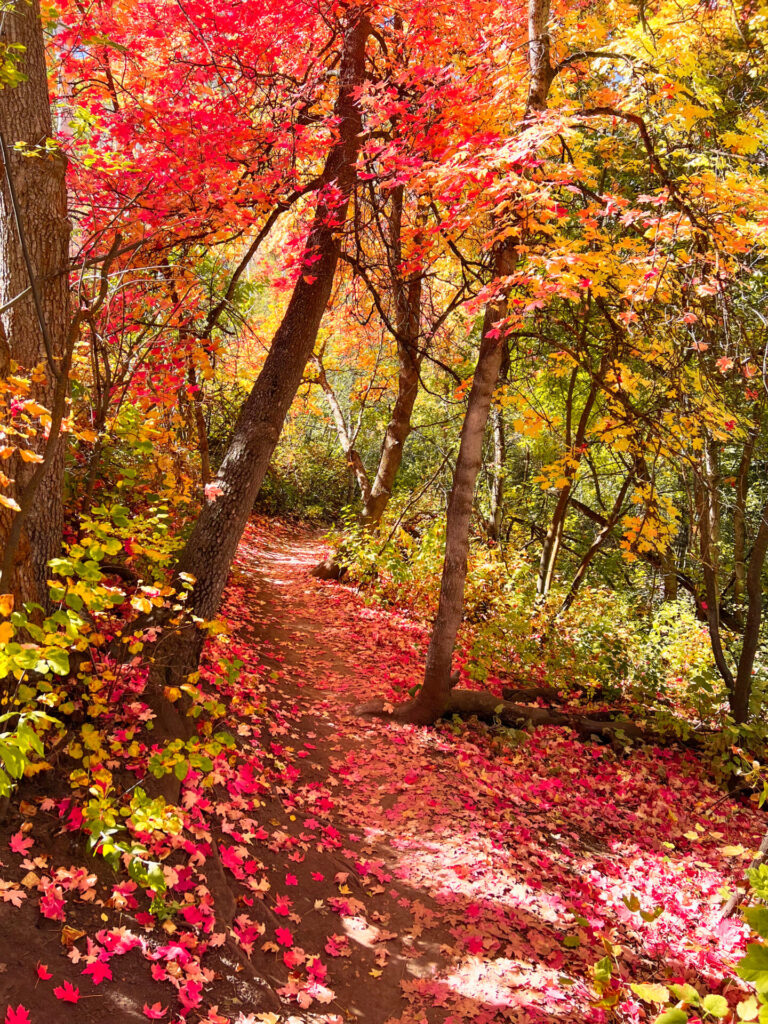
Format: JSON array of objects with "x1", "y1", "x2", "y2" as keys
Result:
[
  {"x1": 445, "y1": 689, "x2": 656, "y2": 741},
  {"x1": 310, "y1": 556, "x2": 346, "y2": 581},
  {"x1": 501, "y1": 685, "x2": 565, "y2": 704},
  {"x1": 359, "y1": 688, "x2": 709, "y2": 747},
  {"x1": 201, "y1": 826, "x2": 283, "y2": 1011}
]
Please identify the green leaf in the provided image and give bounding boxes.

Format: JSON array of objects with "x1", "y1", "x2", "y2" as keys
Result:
[
  {"x1": 562, "y1": 935, "x2": 580, "y2": 947},
  {"x1": 701, "y1": 994, "x2": 729, "y2": 1018},
  {"x1": 640, "y1": 905, "x2": 665, "y2": 922},
  {"x1": 44, "y1": 648, "x2": 70, "y2": 675},
  {"x1": 655, "y1": 1011, "x2": 688, "y2": 1024},
  {"x1": 592, "y1": 956, "x2": 612, "y2": 984},
  {"x1": 738, "y1": 944, "x2": 768, "y2": 993},
  {"x1": 623, "y1": 893, "x2": 641, "y2": 912},
  {"x1": 746, "y1": 908, "x2": 768, "y2": 940},
  {"x1": 0, "y1": 741, "x2": 26, "y2": 778},
  {"x1": 669, "y1": 984, "x2": 699, "y2": 1004},
  {"x1": 173, "y1": 760, "x2": 189, "y2": 782},
  {"x1": 631, "y1": 983, "x2": 670, "y2": 1004}
]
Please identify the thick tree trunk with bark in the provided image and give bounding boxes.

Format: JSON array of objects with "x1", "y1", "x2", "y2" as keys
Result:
[
  {"x1": 0, "y1": 0, "x2": 70, "y2": 606},
  {"x1": 143, "y1": 13, "x2": 370, "y2": 714}
]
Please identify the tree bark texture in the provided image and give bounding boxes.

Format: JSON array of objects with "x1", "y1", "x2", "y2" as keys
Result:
[
  {"x1": 0, "y1": 0, "x2": 70, "y2": 606},
  {"x1": 390, "y1": 0, "x2": 556, "y2": 725},
  {"x1": 362, "y1": 184, "x2": 423, "y2": 526}
]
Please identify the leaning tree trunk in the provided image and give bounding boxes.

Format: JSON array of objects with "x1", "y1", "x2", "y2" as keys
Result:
[
  {"x1": 144, "y1": 12, "x2": 370, "y2": 712},
  {"x1": 0, "y1": 0, "x2": 70, "y2": 607}
]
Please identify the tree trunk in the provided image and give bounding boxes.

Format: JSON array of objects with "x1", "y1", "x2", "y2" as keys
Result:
[
  {"x1": 361, "y1": 0, "x2": 556, "y2": 725},
  {"x1": 488, "y1": 404, "x2": 505, "y2": 541},
  {"x1": 187, "y1": 354, "x2": 211, "y2": 487},
  {"x1": 696, "y1": 440, "x2": 737, "y2": 699},
  {"x1": 397, "y1": 246, "x2": 515, "y2": 724},
  {"x1": 143, "y1": 12, "x2": 370, "y2": 707},
  {"x1": 362, "y1": 185, "x2": 423, "y2": 526},
  {"x1": 661, "y1": 549, "x2": 678, "y2": 601},
  {"x1": 731, "y1": 497, "x2": 768, "y2": 723},
  {"x1": 536, "y1": 368, "x2": 602, "y2": 600},
  {"x1": 314, "y1": 355, "x2": 371, "y2": 505},
  {"x1": 733, "y1": 428, "x2": 756, "y2": 605},
  {"x1": 0, "y1": 0, "x2": 70, "y2": 606},
  {"x1": 556, "y1": 471, "x2": 633, "y2": 616}
]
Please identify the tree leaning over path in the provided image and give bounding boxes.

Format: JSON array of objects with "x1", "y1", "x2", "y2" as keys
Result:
[
  {"x1": 142, "y1": 7, "x2": 372, "y2": 719},
  {"x1": 0, "y1": 0, "x2": 71, "y2": 607}
]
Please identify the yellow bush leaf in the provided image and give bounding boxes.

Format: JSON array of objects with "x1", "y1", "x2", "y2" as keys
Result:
[{"x1": 18, "y1": 449, "x2": 43, "y2": 463}]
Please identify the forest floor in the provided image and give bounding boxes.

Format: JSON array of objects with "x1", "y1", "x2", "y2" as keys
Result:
[{"x1": 0, "y1": 518, "x2": 765, "y2": 1024}]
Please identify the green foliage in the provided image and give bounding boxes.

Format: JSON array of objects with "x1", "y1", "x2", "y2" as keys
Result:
[{"x1": 0, "y1": 710, "x2": 57, "y2": 798}]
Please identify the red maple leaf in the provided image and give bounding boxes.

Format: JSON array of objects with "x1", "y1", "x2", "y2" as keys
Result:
[
  {"x1": 53, "y1": 981, "x2": 80, "y2": 1003},
  {"x1": 9, "y1": 832, "x2": 33, "y2": 855},
  {"x1": 82, "y1": 960, "x2": 112, "y2": 985},
  {"x1": 5, "y1": 1006, "x2": 31, "y2": 1024}
]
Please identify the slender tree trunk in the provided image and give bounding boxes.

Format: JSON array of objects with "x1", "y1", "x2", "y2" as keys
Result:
[
  {"x1": 187, "y1": 355, "x2": 211, "y2": 486},
  {"x1": 0, "y1": 0, "x2": 70, "y2": 606},
  {"x1": 368, "y1": 0, "x2": 555, "y2": 725},
  {"x1": 536, "y1": 369, "x2": 602, "y2": 600},
  {"x1": 661, "y1": 549, "x2": 678, "y2": 601},
  {"x1": 314, "y1": 356, "x2": 371, "y2": 504},
  {"x1": 362, "y1": 185, "x2": 424, "y2": 526},
  {"x1": 696, "y1": 441, "x2": 736, "y2": 699},
  {"x1": 556, "y1": 472, "x2": 633, "y2": 616},
  {"x1": 488, "y1": 404, "x2": 505, "y2": 541},
  {"x1": 83, "y1": 406, "x2": 109, "y2": 502},
  {"x1": 143, "y1": 12, "x2": 370, "y2": 714},
  {"x1": 733, "y1": 428, "x2": 756, "y2": 605},
  {"x1": 401, "y1": 246, "x2": 515, "y2": 724},
  {"x1": 731, "y1": 497, "x2": 768, "y2": 723}
]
